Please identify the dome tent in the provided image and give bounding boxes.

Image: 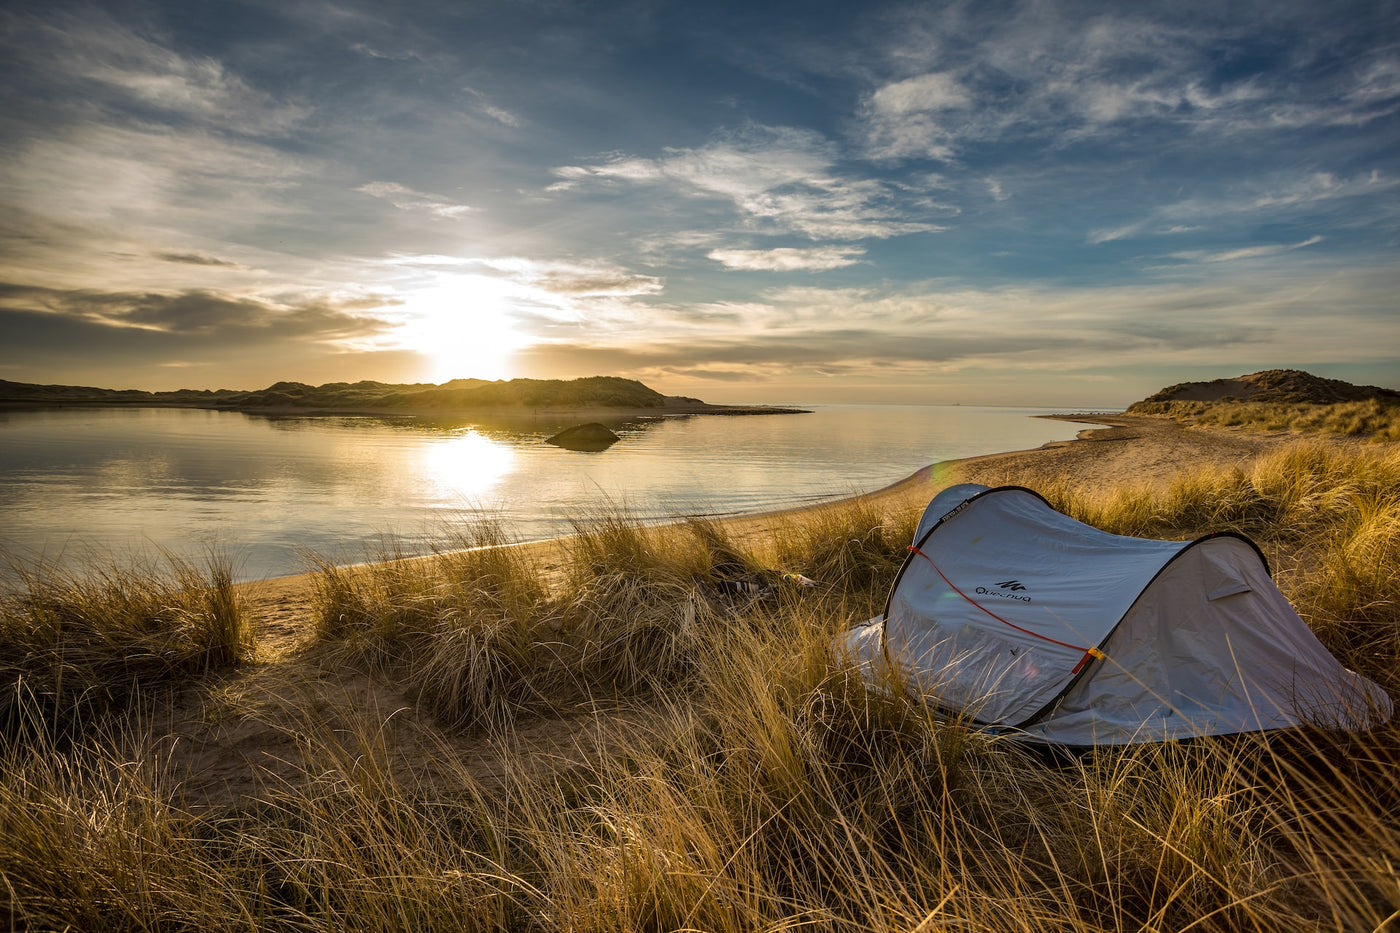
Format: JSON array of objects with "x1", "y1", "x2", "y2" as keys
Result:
[{"x1": 838, "y1": 483, "x2": 1392, "y2": 745}]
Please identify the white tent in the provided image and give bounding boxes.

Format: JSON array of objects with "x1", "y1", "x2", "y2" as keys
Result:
[{"x1": 839, "y1": 483, "x2": 1393, "y2": 745}]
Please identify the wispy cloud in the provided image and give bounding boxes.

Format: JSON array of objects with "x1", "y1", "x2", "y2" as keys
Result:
[
  {"x1": 1169, "y1": 235, "x2": 1325, "y2": 264},
  {"x1": 1232, "y1": 172, "x2": 1396, "y2": 212},
  {"x1": 0, "y1": 120, "x2": 320, "y2": 296},
  {"x1": 1089, "y1": 171, "x2": 1398, "y2": 246},
  {"x1": 531, "y1": 264, "x2": 662, "y2": 298},
  {"x1": 452, "y1": 257, "x2": 663, "y2": 298},
  {"x1": 858, "y1": 5, "x2": 1400, "y2": 161},
  {"x1": 551, "y1": 125, "x2": 947, "y2": 240},
  {"x1": 7, "y1": 11, "x2": 306, "y2": 134},
  {"x1": 708, "y1": 246, "x2": 866, "y2": 271},
  {"x1": 155, "y1": 252, "x2": 244, "y2": 268},
  {"x1": 1088, "y1": 221, "x2": 1150, "y2": 245},
  {"x1": 0, "y1": 282, "x2": 398, "y2": 342},
  {"x1": 356, "y1": 182, "x2": 476, "y2": 218},
  {"x1": 463, "y1": 87, "x2": 521, "y2": 127},
  {"x1": 552, "y1": 125, "x2": 830, "y2": 196}
]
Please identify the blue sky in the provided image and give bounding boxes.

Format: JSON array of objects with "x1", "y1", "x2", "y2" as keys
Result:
[{"x1": 1, "y1": 0, "x2": 1396, "y2": 406}]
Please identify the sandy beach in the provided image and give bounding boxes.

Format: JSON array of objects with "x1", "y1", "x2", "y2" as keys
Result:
[{"x1": 169, "y1": 413, "x2": 1304, "y2": 808}]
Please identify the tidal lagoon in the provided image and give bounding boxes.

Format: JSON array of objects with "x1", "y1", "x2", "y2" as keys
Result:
[{"x1": 0, "y1": 405, "x2": 1095, "y2": 580}]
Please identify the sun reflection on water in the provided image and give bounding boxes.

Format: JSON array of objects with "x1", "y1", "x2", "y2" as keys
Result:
[{"x1": 418, "y1": 428, "x2": 518, "y2": 503}]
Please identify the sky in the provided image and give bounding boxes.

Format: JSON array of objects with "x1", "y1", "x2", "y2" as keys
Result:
[{"x1": 0, "y1": 0, "x2": 1397, "y2": 408}]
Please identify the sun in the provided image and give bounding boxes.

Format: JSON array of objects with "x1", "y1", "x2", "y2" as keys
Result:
[{"x1": 400, "y1": 276, "x2": 527, "y2": 383}]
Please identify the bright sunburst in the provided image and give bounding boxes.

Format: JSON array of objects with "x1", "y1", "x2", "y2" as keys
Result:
[{"x1": 399, "y1": 276, "x2": 527, "y2": 383}]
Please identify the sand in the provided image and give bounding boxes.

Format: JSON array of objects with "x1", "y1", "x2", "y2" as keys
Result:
[{"x1": 160, "y1": 413, "x2": 1304, "y2": 809}]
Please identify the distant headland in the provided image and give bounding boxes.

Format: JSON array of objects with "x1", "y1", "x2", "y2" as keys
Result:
[
  {"x1": 1127, "y1": 368, "x2": 1398, "y2": 409},
  {"x1": 0, "y1": 375, "x2": 809, "y2": 418},
  {"x1": 1122, "y1": 369, "x2": 1398, "y2": 440}
]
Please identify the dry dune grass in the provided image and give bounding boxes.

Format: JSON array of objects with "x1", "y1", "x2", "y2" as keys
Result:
[
  {"x1": 1137, "y1": 396, "x2": 1400, "y2": 440},
  {"x1": 2, "y1": 427, "x2": 1399, "y2": 930},
  {"x1": 0, "y1": 553, "x2": 251, "y2": 744}
]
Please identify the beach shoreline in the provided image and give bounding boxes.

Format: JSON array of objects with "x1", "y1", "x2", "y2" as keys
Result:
[{"x1": 240, "y1": 411, "x2": 1287, "y2": 617}]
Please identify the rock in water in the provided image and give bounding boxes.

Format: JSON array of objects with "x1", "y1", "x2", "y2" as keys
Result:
[{"x1": 546, "y1": 422, "x2": 620, "y2": 451}]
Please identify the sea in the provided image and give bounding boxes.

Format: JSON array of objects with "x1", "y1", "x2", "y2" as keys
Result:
[{"x1": 0, "y1": 404, "x2": 1105, "y2": 582}]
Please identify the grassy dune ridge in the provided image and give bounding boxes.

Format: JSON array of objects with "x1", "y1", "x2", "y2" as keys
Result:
[
  {"x1": 2, "y1": 441, "x2": 1399, "y2": 930},
  {"x1": 1124, "y1": 369, "x2": 1400, "y2": 440},
  {"x1": 1127, "y1": 397, "x2": 1400, "y2": 441}
]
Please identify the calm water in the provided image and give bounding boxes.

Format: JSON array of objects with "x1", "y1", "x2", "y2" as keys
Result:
[{"x1": 0, "y1": 405, "x2": 1096, "y2": 581}]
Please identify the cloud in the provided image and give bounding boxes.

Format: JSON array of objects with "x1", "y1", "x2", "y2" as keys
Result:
[
  {"x1": 0, "y1": 118, "x2": 333, "y2": 309},
  {"x1": 654, "y1": 366, "x2": 759, "y2": 383},
  {"x1": 454, "y1": 257, "x2": 663, "y2": 298},
  {"x1": 357, "y1": 182, "x2": 476, "y2": 218},
  {"x1": 533, "y1": 266, "x2": 662, "y2": 297},
  {"x1": 551, "y1": 125, "x2": 947, "y2": 240},
  {"x1": 858, "y1": 5, "x2": 1400, "y2": 161},
  {"x1": 1236, "y1": 172, "x2": 1397, "y2": 212},
  {"x1": 350, "y1": 42, "x2": 427, "y2": 63},
  {"x1": 556, "y1": 125, "x2": 831, "y2": 195},
  {"x1": 463, "y1": 87, "x2": 521, "y2": 127},
  {"x1": 0, "y1": 303, "x2": 425, "y2": 389},
  {"x1": 862, "y1": 72, "x2": 970, "y2": 160},
  {"x1": 0, "y1": 121, "x2": 317, "y2": 281},
  {"x1": 708, "y1": 246, "x2": 867, "y2": 271},
  {"x1": 4, "y1": 11, "x2": 306, "y2": 134},
  {"x1": 1168, "y1": 235, "x2": 1325, "y2": 264},
  {"x1": 0, "y1": 283, "x2": 398, "y2": 343},
  {"x1": 479, "y1": 104, "x2": 521, "y2": 127},
  {"x1": 1090, "y1": 171, "x2": 1398, "y2": 246},
  {"x1": 156, "y1": 252, "x2": 244, "y2": 268},
  {"x1": 1088, "y1": 221, "x2": 1149, "y2": 245},
  {"x1": 869, "y1": 72, "x2": 970, "y2": 115},
  {"x1": 511, "y1": 258, "x2": 1399, "y2": 390}
]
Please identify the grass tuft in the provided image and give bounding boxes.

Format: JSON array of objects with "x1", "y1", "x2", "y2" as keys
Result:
[
  {"x1": 0, "y1": 552, "x2": 251, "y2": 743},
  {"x1": 309, "y1": 513, "x2": 754, "y2": 733}
]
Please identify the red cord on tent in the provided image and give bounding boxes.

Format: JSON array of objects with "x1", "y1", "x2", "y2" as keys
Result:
[{"x1": 906, "y1": 545, "x2": 1106, "y2": 674}]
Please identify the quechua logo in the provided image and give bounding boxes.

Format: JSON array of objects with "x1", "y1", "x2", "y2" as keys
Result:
[{"x1": 975, "y1": 579, "x2": 1032, "y2": 602}]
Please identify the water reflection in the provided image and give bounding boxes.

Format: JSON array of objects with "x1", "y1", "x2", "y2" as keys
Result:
[
  {"x1": 0, "y1": 405, "x2": 1091, "y2": 581},
  {"x1": 418, "y1": 429, "x2": 517, "y2": 502},
  {"x1": 245, "y1": 409, "x2": 658, "y2": 441}
]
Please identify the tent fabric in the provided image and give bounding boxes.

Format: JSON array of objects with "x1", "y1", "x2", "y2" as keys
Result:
[{"x1": 839, "y1": 483, "x2": 1392, "y2": 745}]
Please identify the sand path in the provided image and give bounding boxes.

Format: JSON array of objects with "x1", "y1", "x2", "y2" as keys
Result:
[{"x1": 160, "y1": 414, "x2": 1297, "y2": 809}]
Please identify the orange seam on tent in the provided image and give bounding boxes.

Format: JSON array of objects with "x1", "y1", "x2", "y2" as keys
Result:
[{"x1": 906, "y1": 545, "x2": 1105, "y2": 672}]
